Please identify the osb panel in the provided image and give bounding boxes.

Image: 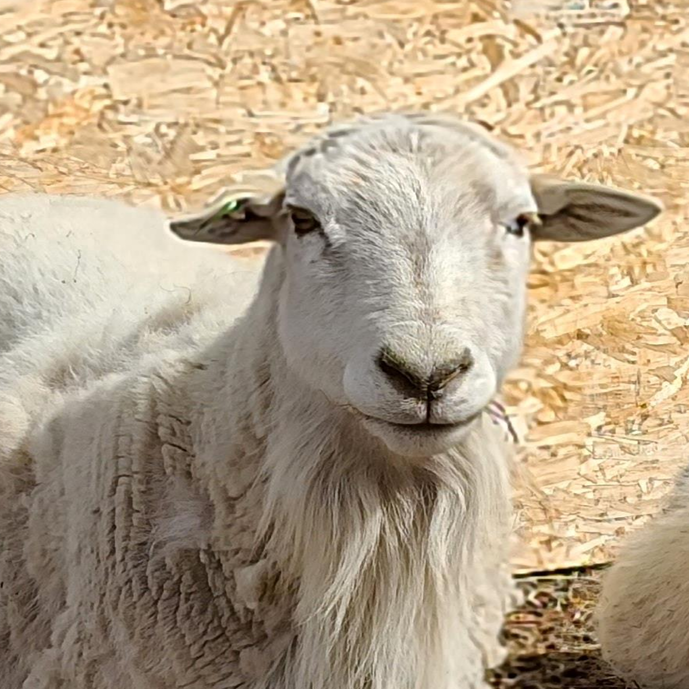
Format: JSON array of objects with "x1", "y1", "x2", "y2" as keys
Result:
[{"x1": 1, "y1": 0, "x2": 688, "y2": 572}]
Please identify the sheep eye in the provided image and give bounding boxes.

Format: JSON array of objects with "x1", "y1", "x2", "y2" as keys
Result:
[
  {"x1": 504, "y1": 212, "x2": 541, "y2": 237},
  {"x1": 288, "y1": 206, "x2": 322, "y2": 236}
]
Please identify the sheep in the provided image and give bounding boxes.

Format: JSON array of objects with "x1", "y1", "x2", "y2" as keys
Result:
[
  {"x1": 597, "y1": 467, "x2": 689, "y2": 688},
  {"x1": 0, "y1": 112, "x2": 662, "y2": 689}
]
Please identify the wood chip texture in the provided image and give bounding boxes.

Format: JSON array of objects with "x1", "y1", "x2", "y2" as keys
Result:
[{"x1": 1, "y1": 0, "x2": 688, "y2": 573}]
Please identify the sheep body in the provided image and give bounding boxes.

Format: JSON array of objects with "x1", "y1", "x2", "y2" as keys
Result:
[
  {"x1": 597, "y1": 472, "x2": 689, "y2": 688},
  {"x1": 0, "y1": 194, "x2": 271, "y2": 688},
  {"x1": 0, "y1": 193, "x2": 515, "y2": 689}
]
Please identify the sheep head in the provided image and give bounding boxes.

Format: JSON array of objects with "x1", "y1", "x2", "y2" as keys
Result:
[{"x1": 170, "y1": 112, "x2": 662, "y2": 457}]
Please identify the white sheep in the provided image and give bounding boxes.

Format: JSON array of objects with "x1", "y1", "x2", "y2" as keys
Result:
[
  {"x1": 597, "y1": 468, "x2": 689, "y2": 688},
  {"x1": 0, "y1": 112, "x2": 661, "y2": 689}
]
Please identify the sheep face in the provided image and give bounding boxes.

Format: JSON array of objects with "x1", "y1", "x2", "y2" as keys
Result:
[
  {"x1": 275, "y1": 121, "x2": 533, "y2": 458},
  {"x1": 171, "y1": 113, "x2": 662, "y2": 458}
]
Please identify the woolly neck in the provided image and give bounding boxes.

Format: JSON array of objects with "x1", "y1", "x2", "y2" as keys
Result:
[{"x1": 191, "y1": 247, "x2": 515, "y2": 689}]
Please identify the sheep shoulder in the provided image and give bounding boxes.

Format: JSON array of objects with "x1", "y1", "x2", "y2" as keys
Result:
[
  {"x1": 0, "y1": 194, "x2": 287, "y2": 687},
  {"x1": 1, "y1": 331, "x2": 290, "y2": 688}
]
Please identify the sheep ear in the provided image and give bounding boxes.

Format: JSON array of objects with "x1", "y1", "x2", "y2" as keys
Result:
[
  {"x1": 529, "y1": 175, "x2": 663, "y2": 242},
  {"x1": 169, "y1": 189, "x2": 285, "y2": 245}
]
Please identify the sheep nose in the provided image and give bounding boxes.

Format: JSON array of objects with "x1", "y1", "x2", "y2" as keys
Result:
[{"x1": 377, "y1": 347, "x2": 474, "y2": 399}]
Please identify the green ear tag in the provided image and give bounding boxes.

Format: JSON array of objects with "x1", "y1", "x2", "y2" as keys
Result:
[{"x1": 213, "y1": 198, "x2": 241, "y2": 220}]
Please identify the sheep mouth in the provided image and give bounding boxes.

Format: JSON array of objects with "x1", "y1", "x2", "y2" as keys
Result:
[
  {"x1": 361, "y1": 410, "x2": 483, "y2": 433},
  {"x1": 353, "y1": 408, "x2": 487, "y2": 456}
]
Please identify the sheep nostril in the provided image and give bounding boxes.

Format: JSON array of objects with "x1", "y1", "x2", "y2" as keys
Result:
[
  {"x1": 377, "y1": 347, "x2": 473, "y2": 399},
  {"x1": 427, "y1": 349, "x2": 474, "y2": 398},
  {"x1": 377, "y1": 349, "x2": 426, "y2": 395}
]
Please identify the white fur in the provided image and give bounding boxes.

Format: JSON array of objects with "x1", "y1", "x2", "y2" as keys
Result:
[
  {"x1": 597, "y1": 471, "x2": 689, "y2": 688},
  {"x1": 0, "y1": 113, "x2": 660, "y2": 689}
]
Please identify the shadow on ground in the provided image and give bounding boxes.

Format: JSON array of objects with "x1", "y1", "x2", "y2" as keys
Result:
[{"x1": 488, "y1": 567, "x2": 638, "y2": 689}]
